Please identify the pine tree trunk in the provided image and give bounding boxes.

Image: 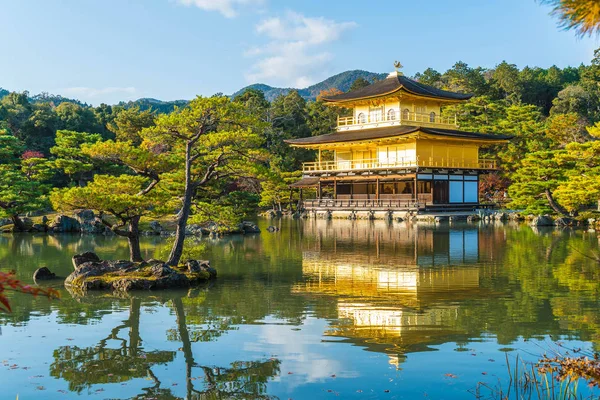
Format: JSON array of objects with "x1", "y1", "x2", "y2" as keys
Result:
[
  {"x1": 127, "y1": 215, "x2": 143, "y2": 262},
  {"x1": 173, "y1": 297, "x2": 195, "y2": 398},
  {"x1": 128, "y1": 298, "x2": 141, "y2": 357},
  {"x1": 167, "y1": 142, "x2": 193, "y2": 266},
  {"x1": 544, "y1": 189, "x2": 569, "y2": 217}
]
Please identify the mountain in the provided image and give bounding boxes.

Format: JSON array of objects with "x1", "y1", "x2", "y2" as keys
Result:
[
  {"x1": 118, "y1": 98, "x2": 189, "y2": 114},
  {"x1": 0, "y1": 70, "x2": 387, "y2": 110},
  {"x1": 232, "y1": 70, "x2": 387, "y2": 101},
  {"x1": 0, "y1": 88, "x2": 87, "y2": 106}
]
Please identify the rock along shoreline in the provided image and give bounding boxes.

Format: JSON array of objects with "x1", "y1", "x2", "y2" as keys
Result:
[{"x1": 0, "y1": 209, "x2": 261, "y2": 236}]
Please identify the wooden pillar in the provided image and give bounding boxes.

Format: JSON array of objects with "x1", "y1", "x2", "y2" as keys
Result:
[
  {"x1": 414, "y1": 176, "x2": 418, "y2": 204},
  {"x1": 318, "y1": 180, "x2": 322, "y2": 199},
  {"x1": 333, "y1": 179, "x2": 337, "y2": 199},
  {"x1": 318, "y1": 148, "x2": 322, "y2": 168},
  {"x1": 376, "y1": 178, "x2": 379, "y2": 200}
]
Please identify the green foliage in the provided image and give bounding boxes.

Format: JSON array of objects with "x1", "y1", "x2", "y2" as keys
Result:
[
  {"x1": 348, "y1": 77, "x2": 371, "y2": 92},
  {"x1": 51, "y1": 174, "x2": 167, "y2": 220},
  {"x1": 553, "y1": 141, "x2": 600, "y2": 212},
  {"x1": 50, "y1": 130, "x2": 102, "y2": 185},
  {"x1": 107, "y1": 106, "x2": 155, "y2": 144},
  {"x1": 509, "y1": 142, "x2": 600, "y2": 214},
  {"x1": 260, "y1": 171, "x2": 302, "y2": 211},
  {"x1": 509, "y1": 150, "x2": 568, "y2": 214},
  {"x1": 0, "y1": 132, "x2": 53, "y2": 219},
  {"x1": 55, "y1": 102, "x2": 104, "y2": 136}
]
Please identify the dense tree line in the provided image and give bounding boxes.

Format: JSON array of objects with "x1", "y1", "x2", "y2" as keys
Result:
[
  {"x1": 413, "y1": 49, "x2": 600, "y2": 215},
  {"x1": 1, "y1": 48, "x2": 600, "y2": 256}
]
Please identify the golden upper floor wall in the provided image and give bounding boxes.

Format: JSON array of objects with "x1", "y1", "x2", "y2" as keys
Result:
[{"x1": 332, "y1": 138, "x2": 480, "y2": 167}]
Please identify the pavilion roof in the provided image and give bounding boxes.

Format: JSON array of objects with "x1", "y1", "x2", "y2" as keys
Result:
[
  {"x1": 321, "y1": 74, "x2": 473, "y2": 103},
  {"x1": 285, "y1": 125, "x2": 512, "y2": 147}
]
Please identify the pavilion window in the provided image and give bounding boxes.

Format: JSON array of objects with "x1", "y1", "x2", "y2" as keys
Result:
[
  {"x1": 429, "y1": 112, "x2": 436, "y2": 122},
  {"x1": 387, "y1": 109, "x2": 396, "y2": 121},
  {"x1": 357, "y1": 112, "x2": 366, "y2": 124},
  {"x1": 369, "y1": 107, "x2": 383, "y2": 122},
  {"x1": 402, "y1": 108, "x2": 410, "y2": 120}
]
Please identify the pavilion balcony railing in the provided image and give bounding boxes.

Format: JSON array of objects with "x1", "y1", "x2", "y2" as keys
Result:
[
  {"x1": 337, "y1": 111, "x2": 457, "y2": 130},
  {"x1": 302, "y1": 157, "x2": 496, "y2": 173}
]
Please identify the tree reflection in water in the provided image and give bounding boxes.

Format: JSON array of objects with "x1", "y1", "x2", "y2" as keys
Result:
[{"x1": 50, "y1": 294, "x2": 281, "y2": 399}]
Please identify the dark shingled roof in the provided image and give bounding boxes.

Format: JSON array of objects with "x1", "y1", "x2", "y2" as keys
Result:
[
  {"x1": 322, "y1": 74, "x2": 473, "y2": 103},
  {"x1": 289, "y1": 177, "x2": 320, "y2": 188},
  {"x1": 285, "y1": 125, "x2": 513, "y2": 146}
]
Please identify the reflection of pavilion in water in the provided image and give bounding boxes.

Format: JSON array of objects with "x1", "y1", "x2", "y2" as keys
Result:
[{"x1": 294, "y1": 220, "x2": 491, "y2": 367}]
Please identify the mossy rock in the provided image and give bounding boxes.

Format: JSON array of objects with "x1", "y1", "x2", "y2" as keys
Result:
[{"x1": 65, "y1": 252, "x2": 216, "y2": 293}]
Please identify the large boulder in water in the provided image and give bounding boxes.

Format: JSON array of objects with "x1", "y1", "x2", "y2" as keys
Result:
[
  {"x1": 50, "y1": 215, "x2": 81, "y2": 233},
  {"x1": 72, "y1": 251, "x2": 101, "y2": 269},
  {"x1": 65, "y1": 254, "x2": 216, "y2": 293},
  {"x1": 555, "y1": 217, "x2": 576, "y2": 226},
  {"x1": 33, "y1": 267, "x2": 57, "y2": 281},
  {"x1": 241, "y1": 221, "x2": 260, "y2": 234},
  {"x1": 530, "y1": 215, "x2": 555, "y2": 226},
  {"x1": 148, "y1": 221, "x2": 163, "y2": 235},
  {"x1": 74, "y1": 209, "x2": 105, "y2": 234}
]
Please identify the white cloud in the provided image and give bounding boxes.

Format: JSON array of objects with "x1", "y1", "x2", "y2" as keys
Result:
[
  {"x1": 245, "y1": 11, "x2": 357, "y2": 87},
  {"x1": 176, "y1": 0, "x2": 265, "y2": 18}
]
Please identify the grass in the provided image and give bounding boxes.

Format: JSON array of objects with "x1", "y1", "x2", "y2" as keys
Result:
[{"x1": 471, "y1": 349, "x2": 600, "y2": 400}]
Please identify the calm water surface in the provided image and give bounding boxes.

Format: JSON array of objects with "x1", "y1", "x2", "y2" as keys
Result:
[{"x1": 1, "y1": 219, "x2": 600, "y2": 399}]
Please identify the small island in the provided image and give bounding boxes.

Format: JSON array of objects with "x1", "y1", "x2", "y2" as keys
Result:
[{"x1": 65, "y1": 251, "x2": 217, "y2": 293}]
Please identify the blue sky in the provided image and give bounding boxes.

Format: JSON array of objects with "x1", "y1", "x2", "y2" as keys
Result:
[{"x1": 1, "y1": 0, "x2": 598, "y2": 105}]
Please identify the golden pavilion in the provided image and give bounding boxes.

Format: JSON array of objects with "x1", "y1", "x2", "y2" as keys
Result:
[{"x1": 286, "y1": 64, "x2": 511, "y2": 212}]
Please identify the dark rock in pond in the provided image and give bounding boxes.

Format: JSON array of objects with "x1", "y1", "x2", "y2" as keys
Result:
[
  {"x1": 31, "y1": 223, "x2": 47, "y2": 232},
  {"x1": 51, "y1": 215, "x2": 81, "y2": 233},
  {"x1": 41, "y1": 215, "x2": 49, "y2": 224},
  {"x1": 467, "y1": 215, "x2": 481, "y2": 222},
  {"x1": 11, "y1": 217, "x2": 34, "y2": 232},
  {"x1": 242, "y1": 221, "x2": 261, "y2": 234},
  {"x1": 74, "y1": 209, "x2": 105, "y2": 234},
  {"x1": 493, "y1": 212, "x2": 509, "y2": 221},
  {"x1": 555, "y1": 217, "x2": 576, "y2": 226},
  {"x1": 0, "y1": 218, "x2": 12, "y2": 227},
  {"x1": 185, "y1": 259, "x2": 214, "y2": 274},
  {"x1": 185, "y1": 224, "x2": 208, "y2": 236},
  {"x1": 33, "y1": 267, "x2": 56, "y2": 281},
  {"x1": 530, "y1": 215, "x2": 555, "y2": 227},
  {"x1": 65, "y1": 255, "x2": 216, "y2": 293},
  {"x1": 264, "y1": 209, "x2": 282, "y2": 218},
  {"x1": 148, "y1": 221, "x2": 163, "y2": 235},
  {"x1": 72, "y1": 251, "x2": 101, "y2": 269},
  {"x1": 266, "y1": 225, "x2": 279, "y2": 233}
]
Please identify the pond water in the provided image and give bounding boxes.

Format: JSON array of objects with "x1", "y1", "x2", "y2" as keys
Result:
[{"x1": 1, "y1": 219, "x2": 600, "y2": 399}]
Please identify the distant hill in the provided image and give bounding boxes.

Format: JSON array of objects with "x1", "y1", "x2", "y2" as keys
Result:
[
  {"x1": 0, "y1": 70, "x2": 387, "y2": 111},
  {"x1": 118, "y1": 98, "x2": 189, "y2": 114},
  {"x1": 0, "y1": 88, "x2": 87, "y2": 107},
  {"x1": 232, "y1": 70, "x2": 387, "y2": 101}
]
